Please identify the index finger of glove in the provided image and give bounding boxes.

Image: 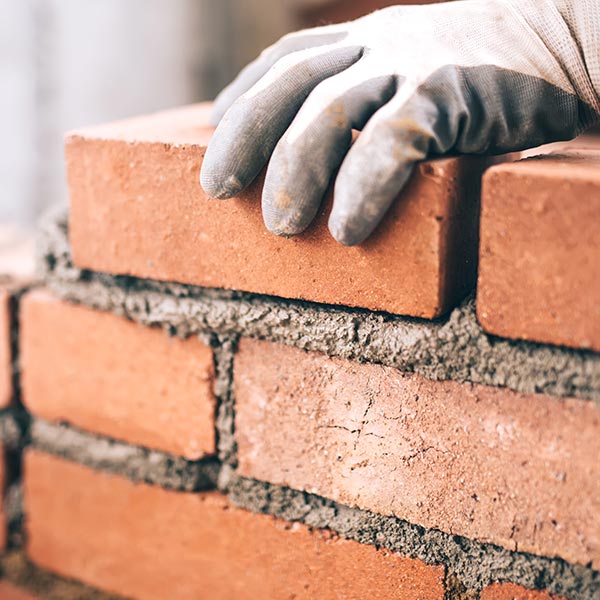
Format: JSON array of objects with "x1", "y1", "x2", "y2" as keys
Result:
[{"x1": 201, "y1": 43, "x2": 363, "y2": 199}]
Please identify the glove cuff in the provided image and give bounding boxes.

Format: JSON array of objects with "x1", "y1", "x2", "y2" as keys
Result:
[{"x1": 508, "y1": 0, "x2": 600, "y2": 122}]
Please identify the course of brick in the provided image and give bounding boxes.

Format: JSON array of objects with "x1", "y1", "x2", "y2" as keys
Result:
[
  {"x1": 20, "y1": 288, "x2": 215, "y2": 459},
  {"x1": 25, "y1": 450, "x2": 445, "y2": 600},
  {"x1": 66, "y1": 103, "x2": 504, "y2": 319},
  {"x1": 479, "y1": 150, "x2": 600, "y2": 351},
  {"x1": 40, "y1": 210, "x2": 600, "y2": 404},
  {"x1": 234, "y1": 338, "x2": 600, "y2": 568}
]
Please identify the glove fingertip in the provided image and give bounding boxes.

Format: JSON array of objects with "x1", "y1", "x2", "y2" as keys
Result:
[
  {"x1": 328, "y1": 213, "x2": 367, "y2": 247},
  {"x1": 199, "y1": 164, "x2": 243, "y2": 199}
]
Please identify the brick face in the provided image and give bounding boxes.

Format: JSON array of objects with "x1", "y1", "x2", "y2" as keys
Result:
[
  {"x1": 24, "y1": 450, "x2": 445, "y2": 600},
  {"x1": 478, "y1": 151, "x2": 600, "y2": 351},
  {"x1": 234, "y1": 338, "x2": 600, "y2": 568},
  {"x1": 66, "y1": 103, "x2": 501, "y2": 319},
  {"x1": 20, "y1": 289, "x2": 215, "y2": 459}
]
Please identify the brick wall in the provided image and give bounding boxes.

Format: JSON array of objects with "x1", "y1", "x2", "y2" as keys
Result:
[{"x1": 0, "y1": 102, "x2": 598, "y2": 599}]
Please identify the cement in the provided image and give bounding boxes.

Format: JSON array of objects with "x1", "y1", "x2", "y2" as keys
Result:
[
  {"x1": 39, "y1": 208, "x2": 600, "y2": 402},
  {"x1": 213, "y1": 336, "x2": 238, "y2": 465},
  {"x1": 30, "y1": 420, "x2": 219, "y2": 492},
  {"x1": 0, "y1": 410, "x2": 22, "y2": 450},
  {"x1": 222, "y1": 469, "x2": 600, "y2": 600}
]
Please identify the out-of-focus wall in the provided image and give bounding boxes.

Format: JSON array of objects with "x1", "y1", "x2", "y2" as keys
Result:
[
  {"x1": 292, "y1": 0, "x2": 452, "y2": 26},
  {"x1": 1, "y1": 0, "x2": 292, "y2": 227}
]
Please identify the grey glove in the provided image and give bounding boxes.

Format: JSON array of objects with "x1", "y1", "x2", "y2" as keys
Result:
[{"x1": 200, "y1": 0, "x2": 600, "y2": 245}]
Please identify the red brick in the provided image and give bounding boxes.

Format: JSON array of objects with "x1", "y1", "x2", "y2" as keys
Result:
[
  {"x1": 481, "y1": 582, "x2": 565, "y2": 600},
  {"x1": 0, "y1": 582, "x2": 37, "y2": 600},
  {"x1": 478, "y1": 150, "x2": 600, "y2": 350},
  {"x1": 234, "y1": 338, "x2": 600, "y2": 568},
  {"x1": 66, "y1": 103, "x2": 503, "y2": 319},
  {"x1": 24, "y1": 450, "x2": 445, "y2": 600},
  {"x1": 20, "y1": 289, "x2": 215, "y2": 459}
]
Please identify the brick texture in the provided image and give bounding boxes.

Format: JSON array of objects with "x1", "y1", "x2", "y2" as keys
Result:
[
  {"x1": 20, "y1": 289, "x2": 215, "y2": 459},
  {"x1": 481, "y1": 582, "x2": 565, "y2": 600},
  {"x1": 234, "y1": 338, "x2": 600, "y2": 568},
  {"x1": 24, "y1": 450, "x2": 445, "y2": 600},
  {"x1": 66, "y1": 103, "x2": 502, "y2": 319},
  {"x1": 478, "y1": 150, "x2": 600, "y2": 351}
]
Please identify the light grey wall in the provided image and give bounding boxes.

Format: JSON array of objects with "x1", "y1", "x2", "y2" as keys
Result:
[{"x1": 1, "y1": 0, "x2": 293, "y2": 227}]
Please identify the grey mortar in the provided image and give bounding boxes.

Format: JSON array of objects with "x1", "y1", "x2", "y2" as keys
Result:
[
  {"x1": 31, "y1": 420, "x2": 219, "y2": 492},
  {"x1": 39, "y1": 207, "x2": 600, "y2": 402},
  {"x1": 220, "y1": 469, "x2": 599, "y2": 600},
  {"x1": 0, "y1": 410, "x2": 22, "y2": 451},
  {"x1": 0, "y1": 410, "x2": 25, "y2": 548},
  {"x1": 212, "y1": 335, "x2": 238, "y2": 465}
]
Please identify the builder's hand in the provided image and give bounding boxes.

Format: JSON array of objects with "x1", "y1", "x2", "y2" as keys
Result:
[{"x1": 200, "y1": 0, "x2": 599, "y2": 245}]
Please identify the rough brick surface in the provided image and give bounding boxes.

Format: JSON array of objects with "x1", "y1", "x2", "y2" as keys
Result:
[
  {"x1": 21, "y1": 289, "x2": 215, "y2": 459},
  {"x1": 0, "y1": 289, "x2": 12, "y2": 409},
  {"x1": 25, "y1": 450, "x2": 445, "y2": 600},
  {"x1": 234, "y1": 338, "x2": 600, "y2": 568},
  {"x1": 478, "y1": 150, "x2": 600, "y2": 351},
  {"x1": 67, "y1": 103, "x2": 502, "y2": 319},
  {"x1": 481, "y1": 583, "x2": 565, "y2": 600}
]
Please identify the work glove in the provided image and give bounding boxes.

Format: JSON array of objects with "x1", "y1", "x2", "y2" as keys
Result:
[{"x1": 200, "y1": 0, "x2": 600, "y2": 246}]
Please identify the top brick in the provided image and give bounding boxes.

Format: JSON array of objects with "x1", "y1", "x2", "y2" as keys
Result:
[
  {"x1": 478, "y1": 150, "x2": 600, "y2": 351},
  {"x1": 66, "y1": 103, "x2": 502, "y2": 319}
]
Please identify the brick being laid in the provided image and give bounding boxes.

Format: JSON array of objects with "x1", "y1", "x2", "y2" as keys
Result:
[
  {"x1": 24, "y1": 449, "x2": 445, "y2": 600},
  {"x1": 478, "y1": 150, "x2": 600, "y2": 351},
  {"x1": 234, "y1": 337, "x2": 600, "y2": 569},
  {"x1": 66, "y1": 103, "x2": 504, "y2": 319},
  {"x1": 20, "y1": 288, "x2": 215, "y2": 460}
]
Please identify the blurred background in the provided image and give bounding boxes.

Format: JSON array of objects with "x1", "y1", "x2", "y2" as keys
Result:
[{"x1": 2, "y1": 0, "x2": 423, "y2": 235}]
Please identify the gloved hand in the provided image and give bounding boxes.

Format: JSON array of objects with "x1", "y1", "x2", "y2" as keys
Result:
[{"x1": 200, "y1": 0, "x2": 600, "y2": 246}]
